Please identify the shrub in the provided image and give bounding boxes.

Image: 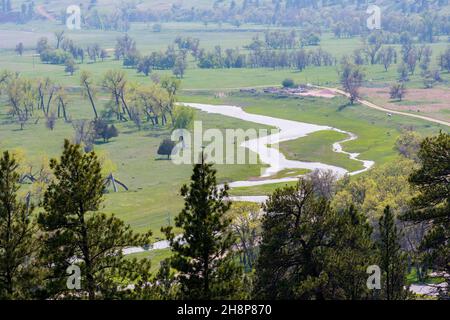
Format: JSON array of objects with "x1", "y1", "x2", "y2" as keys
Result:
[
  {"x1": 157, "y1": 139, "x2": 176, "y2": 159},
  {"x1": 282, "y1": 78, "x2": 295, "y2": 88}
]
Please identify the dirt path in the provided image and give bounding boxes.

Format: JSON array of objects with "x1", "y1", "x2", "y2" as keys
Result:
[
  {"x1": 184, "y1": 84, "x2": 449, "y2": 127},
  {"x1": 315, "y1": 86, "x2": 450, "y2": 128}
]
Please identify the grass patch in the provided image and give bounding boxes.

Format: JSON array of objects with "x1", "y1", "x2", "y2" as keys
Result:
[
  {"x1": 126, "y1": 249, "x2": 172, "y2": 274},
  {"x1": 279, "y1": 130, "x2": 365, "y2": 172},
  {"x1": 230, "y1": 181, "x2": 298, "y2": 196}
]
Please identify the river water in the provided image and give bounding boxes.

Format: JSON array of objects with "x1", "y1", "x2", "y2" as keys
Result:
[{"x1": 124, "y1": 102, "x2": 375, "y2": 254}]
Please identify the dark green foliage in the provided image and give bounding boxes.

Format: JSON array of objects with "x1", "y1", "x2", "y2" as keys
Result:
[
  {"x1": 38, "y1": 140, "x2": 152, "y2": 299},
  {"x1": 378, "y1": 206, "x2": 409, "y2": 300},
  {"x1": 401, "y1": 132, "x2": 450, "y2": 298},
  {"x1": 282, "y1": 78, "x2": 295, "y2": 88},
  {"x1": 93, "y1": 119, "x2": 119, "y2": 142},
  {"x1": 157, "y1": 139, "x2": 176, "y2": 160},
  {"x1": 162, "y1": 155, "x2": 245, "y2": 300},
  {"x1": 254, "y1": 179, "x2": 375, "y2": 300},
  {"x1": 0, "y1": 151, "x2": 38, "y2": 299}
]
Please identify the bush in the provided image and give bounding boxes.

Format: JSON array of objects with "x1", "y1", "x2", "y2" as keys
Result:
[
  {"x1": 93, "y1": 119, "x2": 119, "y2": 142},
  {"x1": 282, "y1": 78, "x2": 295, "y2": 88},
  {"x1": 157, "y1": 139, "x2": 176, "y2": 159},
  {"x1": 173, "y1": 106, "x2": 194, "y2": 129}
]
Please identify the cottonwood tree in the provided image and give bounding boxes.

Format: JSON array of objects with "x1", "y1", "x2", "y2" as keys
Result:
[
  {"x1": 72, "y1": 120, "x2": 96, "y2": 152},
  {"x1": 160, "y1": 76, "x2": 180, "y2": 124},
  {"x1": 406, "y1": 49, "x2": 418, "y2": 75},
  {"x1": 397, "y1": 63, "x2": 409, "y2": 82},
  {"x1": 395, "y1": 130, "x2": 422, "y2": 161},
  {"x1": 172, "y1": 54, "x2": 187, "y2": 79},
  {"x1": 364, "y1": 32, "x2": 383, "y2": 65},
  {"x1": 45, "y1": 112, "x2": 57, "y2": 130},
  {"x1": 340, "y1": 61, "x2": 365, "y2": 104},
  {"x1": 80, "y1": 71, "x2": 98, "y2": 119},
  {"x1": 0, "y1": 151, "x2": 38, "y2": 299},
  {"x1": 87, "y1": 43, "x2": 101, "y2": 62},
  {"x1": 114, "y1": 34, "x2": 136, "y2": 60},
  {"x1": 172, "y1": 105, "x2": 194, "y2": 129},
  {"x1": 55, "y1": 87, "x2": 69, "y2": 122},
  {"x1": 400, "y1": 132, "x2": 450, "y2": 299},
  {"x1": 0, "y1": 70, "x2": 14, "y2": 89},
  {"x1": 229, "y1": 203, "x2": 261, "y2": 272},
  {"x1": 130, "y1": 84, "x2": 170, "y2": 126},
  {"x1": 15, "y1": 42, "x2": 24, "y2": 56},
  {"x1": 377, "y1": 47, "x2": 396, "y2": 71},
  {"x1": 64, "y1": 59, "x2": 76, "y2": 76},
  {"x1": 390, "y1": 82, "x2": 406, "y2": 101},
  {"x1": 102, "y1": 70, "x2": 131, "y2": 121},
  {"x1": 38, "y1": 140, "x2": 152, "y2": 300},
  {"x1": 438, "y1": 47, "x2": 450, "y2": 72},
  {"x1": 54, "y1": 31, "x2": 65, "y2": 49},
  {"x1": 162, "y1": 154, "x2": 245, "y2": 299},
  {"x1": 36, "y1": 77, "x2": 56, "y2": 116},
  {"x1": 6, "y1": 77, "x2": 36, "y2": 129}
]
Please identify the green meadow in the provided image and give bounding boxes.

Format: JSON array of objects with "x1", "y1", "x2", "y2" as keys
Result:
[{"x1": 0, "y1": 20, "x2": 448, "y2": 241}]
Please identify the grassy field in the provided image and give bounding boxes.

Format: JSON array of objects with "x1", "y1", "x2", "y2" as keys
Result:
[
  {"x1": 0, "y1": 19, "x2": 448, "y2": 241},
  {"x1": 181, "y1": 92, "x2": 447, "y2": 168},
  {"x1": 278, "y1": 130, "x2": 365, "y2": 172},
  {"x1": 126, "y1": 248, "x2": 173, "y2": 274},
  {"x1": 0, "y1": 96, "x2": 269, "y2": 238},
  {"x1": 229, "y1": 181, "x2": 298, "y2": 197}
]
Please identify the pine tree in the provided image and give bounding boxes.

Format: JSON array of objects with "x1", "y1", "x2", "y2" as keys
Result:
[
  {"x1": 254, "y1": 179, "x2": 335, "y2": 300},
  {"x1": 378, "y1": 206, "x2": 409, "y2": 300},
  {"x1": 327, "y1": 205, "x2": 375, "y2": 300},
  {"x1": 254, "y1": 179, "x2": 376, "y2": 300},
  {"x1": 162, "y1": 153, "x2": 244, "y2": 300},
  {"x1": 400, "y1": 132, "x2": 449, "y2": 298},
  {"x1": 0, "y1": 151, "x2": 37, "y2": 299},
  {"x1": 38, "y1": 140, "x2": 152, "y2": 299}
]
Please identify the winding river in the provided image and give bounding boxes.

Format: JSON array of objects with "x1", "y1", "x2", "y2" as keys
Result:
[
  {"x1": 123, "y1": 102, "x2": 375, "y2": 254},
  {"x1": 182, "y1": 103, "x2": 374, "y2": 202}
]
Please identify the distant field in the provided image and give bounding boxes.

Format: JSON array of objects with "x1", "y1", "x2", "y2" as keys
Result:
[
  {"x1": 11, "y1": 0, "x2": 241, "y2": 14},
  {"x1": 0, "y1": 18, "x2": 448, "y2": 241},
  {"x1": 360, "y1": 87, "x2": 450, "y2": 122}
]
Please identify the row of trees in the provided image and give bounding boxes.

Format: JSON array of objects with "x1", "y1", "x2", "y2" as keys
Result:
[
  {"x1": 29, "y1": 30, "x2": 450, "y2": 83},
  {"x1": 246, "y1": 29, "x2": 320, "y2": 50},
  {"x1": 49, "y1": 0, "x2": 450, "y2": 40},
  {"x1": 1, "y1": 131, "x2": 448, "y2": 299},
  {"x1": 0, "y1": 71, "x2": 70, "y2": 130},
  {"x1": 108, "y1": 32, "x2": 450, "y2": 83},
  {"x1": 35, "y1": 32, "x2": 109, "y2": 66},
  {"x1": 0, "y1": 68, "x2": 182, "y2": 131},
  {"x1": 198, "y1": 45, "x2": 335, "y2": 70}
]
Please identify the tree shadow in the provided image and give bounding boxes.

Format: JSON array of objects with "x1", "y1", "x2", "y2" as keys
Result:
[{"x1": 337, "y1": 103, "x2": 352, "y2": 111}]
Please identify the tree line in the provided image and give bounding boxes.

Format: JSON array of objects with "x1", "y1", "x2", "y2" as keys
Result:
[
  {"x1": 0, "y1": 131, "x2": 448, "y2": 300},
  {"x1": 0, "y1": 68, "x2": 181, "y2": 133}
]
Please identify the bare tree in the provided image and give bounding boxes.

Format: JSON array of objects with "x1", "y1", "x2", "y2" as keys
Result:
[
  {"x1": 54, "y1": 30, "x2": 65, "y2": 49},
  {"x1": 340, "y1": 61, "x2": 365, "y2": 104},
  {"x1": 80, "y1": 71, "x2": 98, "y2": 119},
  {"x1": 72, "y1": 120, "x2": 96, "y2": 152}
]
